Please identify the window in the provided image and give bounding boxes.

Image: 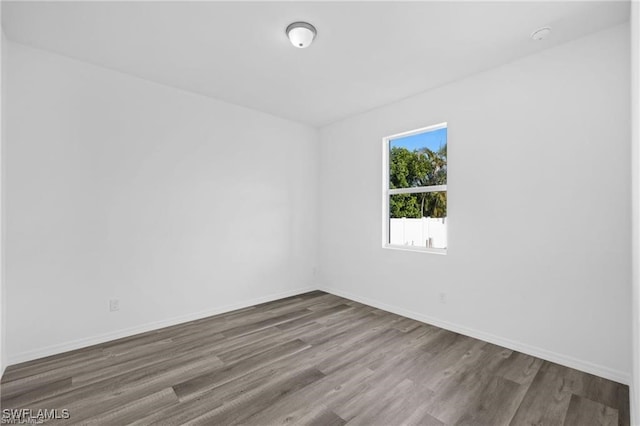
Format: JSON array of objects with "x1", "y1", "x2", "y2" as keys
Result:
[{"x1": 383, "y1": 123, "x2": 447, "y2": 253}]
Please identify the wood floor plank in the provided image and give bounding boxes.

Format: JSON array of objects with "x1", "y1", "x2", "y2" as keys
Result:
[
  {"x1": 424, "y1": 344, "x2": 513, "y2": 424},
  {"x1": 128, "y1": 365, "x2": 283, "y2": 424},
  {"x1": 253, "y1": 403, "x2": 346, "y2": 426},
  {"x1": 276, "y1": 304, "x2": 352, "y2": 331},
  {"x1": 509, "y1": 361, "x2": 575, "y2": 426},
  {"x1": 400, "y1": 396, "x2": 446, "y2": 426},
  {"x1": 564, "y1": 394, "x2": 619, "y2": 426},
  {"x1": 565, "y1": 369, "x2": 627, "y2": 419},
  {"x1": 2, "y1": 328, "x2": 226, "y2": 398},
  {"x1": 0, "y1": 291, "x2": 629, "y2": 426},
  {"x1": 184, "y1": 368, "x2": 326, "y2": 426},
  {"x1": 80, "y1": 387, "x2": 180, "y2": 425},
  {"x1": 356, "y1": 325, "x2": 437, "y2": 372},
  {"x1": 141, "y1": 342, "x2": 346, "y2": 425},
  {"x1": 496, "y1": 351, "x2": 544, "y2": 385},
  {"x1": 236, "y1": 362, "x2": 376, "y2": 424},
  {"x1": 71, "y1": 333, "x2": 227, "y2": 387},
  {"x1": 344, "y1": 377, "x2": 415, "y2": 426},
  {"x1": 41, "y1": 353, "x2": 223, "y2": 424},
  {"x1": 0, "y1": 376, "x2": 73, "y2": 409},
  {"x1": 172, "y1": 338, "x2": 310, "y2": 401},
  {"x1": 374, "y1": 380, "x2": 440, "y2": 426},
  {"x1": 220, "y1": 308, "x2": 315, "y2": 339},
  {"x1": 390, "y1": 317, "x2": 423, "y2": 333},
  {"x1": 2, "y1": 349, "x2": 105, "y2": 384},
  {"x1": 314, "y1": 328, "x2": 402, "y2": 375},
  {"x1": 414, "y1": 335, "x2": 489, "y2": 391},
  {"x1": 454, "y1": 376, "x2": 526, "y2": 426},
  {"x1": 332, "y1": 350, "x2": 437, "y2": 422}
]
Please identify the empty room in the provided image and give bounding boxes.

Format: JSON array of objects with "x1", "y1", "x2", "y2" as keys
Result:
[{"x1": 0, "y1": 1, "x2": 639, "y2": 425}]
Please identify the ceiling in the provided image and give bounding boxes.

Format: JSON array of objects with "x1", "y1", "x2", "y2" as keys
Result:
[{"x1": 1, "y1": 1, "x2": 630, "y2": 127}]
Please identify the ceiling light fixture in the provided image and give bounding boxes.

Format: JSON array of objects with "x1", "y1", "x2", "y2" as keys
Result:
[
  {"x1": 286, "y1": 22, "x2": 317, "y2": 49},
  {"x1": 530, "y1": 27, "x2": 551, "y2": 41}
]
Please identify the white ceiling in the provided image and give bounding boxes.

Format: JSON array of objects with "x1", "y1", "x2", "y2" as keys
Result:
[{"x1": 1, "y1": 1, "x2": 630, "y2": 127}]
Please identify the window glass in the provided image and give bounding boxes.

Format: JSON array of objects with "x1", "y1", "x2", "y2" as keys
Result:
[
  {"x1": 389, "y1": 127, "x2": 447, "y2": 189},
  {"x1": 385, "y1": 124, "x2": 447, "y2": 252}
]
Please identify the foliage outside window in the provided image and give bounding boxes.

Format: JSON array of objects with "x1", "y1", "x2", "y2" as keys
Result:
[{"x1": 384, "y1": 124, "x2": 447, "y2": 252}]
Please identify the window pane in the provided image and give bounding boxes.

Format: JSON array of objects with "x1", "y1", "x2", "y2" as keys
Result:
[
  {"x1": 389, "y1": 127, "x2": 447, "y2": 189},
  {"x1": 389, "y1": 192, "x2": 447, "y2": 249}
]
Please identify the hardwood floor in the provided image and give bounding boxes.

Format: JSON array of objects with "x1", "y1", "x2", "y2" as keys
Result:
[{"x1": 0, "y1": 291, "x2": 630, "y2": 425}]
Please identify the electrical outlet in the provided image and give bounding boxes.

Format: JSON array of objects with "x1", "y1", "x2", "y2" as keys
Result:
[
  {"x1": 439, "y1": 292, "x2": 447, "y2": 304},
  {"x1": 109, "y1": 299, "x2": 120, "y2": 312}
]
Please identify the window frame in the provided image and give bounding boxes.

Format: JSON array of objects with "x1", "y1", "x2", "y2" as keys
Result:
[{"x1": 382, "y1": 122, "x2": 448, "y2": 255}]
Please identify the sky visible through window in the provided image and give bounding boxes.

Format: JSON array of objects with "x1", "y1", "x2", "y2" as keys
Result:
[{"x1": 391, "y1": 127, "x2": 447, "y2": 152}]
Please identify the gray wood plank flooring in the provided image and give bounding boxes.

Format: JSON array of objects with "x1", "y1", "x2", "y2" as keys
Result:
[{"x1": 0, "y1": 291, "x2": 630, "y2": 425}]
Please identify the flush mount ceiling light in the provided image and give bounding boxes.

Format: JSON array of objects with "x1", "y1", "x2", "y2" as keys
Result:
[
  {"x1": 530, "y1": 27, "x2": 552, "y2": 41},
  {"x1": 286, "y1": 22, "x2": 317, "y2": 48}
]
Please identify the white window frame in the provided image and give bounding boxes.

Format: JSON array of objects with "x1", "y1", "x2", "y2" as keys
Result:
[{"x1": 382, "y1": 122, "x2": 448, "y2": 254}]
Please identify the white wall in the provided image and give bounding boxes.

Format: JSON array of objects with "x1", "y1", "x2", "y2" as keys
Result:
[
  {"x1": 0, "y1": 6, "x2": 5, "y2": 376},
  {"x1": 319, "y1": 24, "x2": 631, "y2": 383},
  {"x1": 630, "y1": 1, "x2": 639, "y2": 423},
  {"x1": 4, "y1": 41, "x2": 319, "y2": 364}
]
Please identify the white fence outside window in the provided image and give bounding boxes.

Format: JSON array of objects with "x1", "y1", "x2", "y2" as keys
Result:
[{"x1": 389, "y1": 217, "x2": 447, "y2": 249}]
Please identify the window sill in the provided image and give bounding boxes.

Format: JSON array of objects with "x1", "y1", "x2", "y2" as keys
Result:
[{"x1": 383, "y1": 244, "x2": 447, "y2": 255}]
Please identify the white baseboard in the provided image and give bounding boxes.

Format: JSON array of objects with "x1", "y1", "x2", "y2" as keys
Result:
[
  {"x1": 6, "y1": 286, "x2": 316, "y2": 367},
  {"x1": 319, "y1": 286, "x2": 631, "y2": 386}
]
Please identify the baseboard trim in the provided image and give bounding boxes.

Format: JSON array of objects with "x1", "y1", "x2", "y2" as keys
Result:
[
  {"x1": 319, "y1": 286, "x2": 631, "y2": 386},
  {"x1": 6, "y1": 286, "x2": 316, "y2": 367}
]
